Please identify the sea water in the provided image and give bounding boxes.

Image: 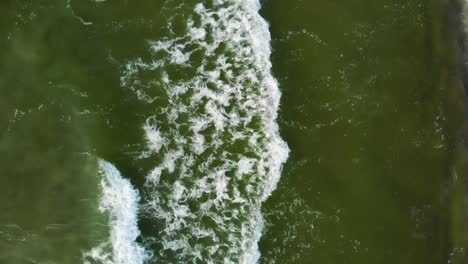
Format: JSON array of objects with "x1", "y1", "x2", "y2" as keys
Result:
[{"x1": 0, "y1": 0, "x2": 465, "y2": 263}]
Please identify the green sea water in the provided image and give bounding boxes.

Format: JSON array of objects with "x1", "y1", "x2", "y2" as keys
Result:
[
  {"x1": 0, "y1": 0, "x2": 466, "y2": 263},
  {"x1": 259, "y1": 0, "x2": 467, "y2": 263}
]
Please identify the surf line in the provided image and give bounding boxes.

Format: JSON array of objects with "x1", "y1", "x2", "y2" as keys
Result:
[{"x1": 83, "y1": 160, "x2": 147, "y2": 264}]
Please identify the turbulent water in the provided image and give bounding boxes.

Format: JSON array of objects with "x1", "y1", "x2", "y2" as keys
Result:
[
  {"x1": 84, "y1": 161, "x2": 146, "y2": 264},
  {"x1": 0, "y1": 0, "x2": 467, "y2": 263},
  {"x1": 86, "y1": 0, "x2": 289, "y2": 263}
]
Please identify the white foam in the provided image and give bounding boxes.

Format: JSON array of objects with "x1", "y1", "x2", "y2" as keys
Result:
[
  {"x1": 83, "y1": 160, "x2": 147, "y2": 264},
  {"x1": 139, "y1": 118, "x2": 166, "y2": 159},
  {"x1": 121, "y1": 0, "x2": 289, "y2": 262}
]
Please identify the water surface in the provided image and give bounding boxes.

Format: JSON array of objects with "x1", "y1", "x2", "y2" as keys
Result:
[{"x1": 0, "y1": 0, "x2": 466, "y2": 263}]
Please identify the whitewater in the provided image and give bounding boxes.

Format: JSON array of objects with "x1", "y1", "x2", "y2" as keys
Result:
[{"x1": 84, "y1": 0, "x2": 289, "y2": 262}]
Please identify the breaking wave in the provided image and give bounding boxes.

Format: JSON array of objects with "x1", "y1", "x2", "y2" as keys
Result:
[
  {"x1": 83, "y1": 160, "x2": 147, "y2": 264},
  {"x1": 99, "y1": 0, "x2": 291, "y2": 262}
]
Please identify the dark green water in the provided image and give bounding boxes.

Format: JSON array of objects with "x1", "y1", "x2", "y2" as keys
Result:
[
  {"x1": 259, "y1": 0, "x2": 463, "y2": 263},
  {"x1": 0, "y1": 0, "x2": 466, "y2": 263}
]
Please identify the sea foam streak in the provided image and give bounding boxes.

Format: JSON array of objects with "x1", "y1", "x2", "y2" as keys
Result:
[
  {"x1": 83, "y1": 160, "x2": 146, "y2": 264},
  {"x1": 122, "y1": 0, "x2": 289, "y2": 262}
]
